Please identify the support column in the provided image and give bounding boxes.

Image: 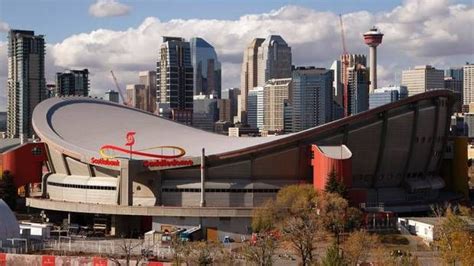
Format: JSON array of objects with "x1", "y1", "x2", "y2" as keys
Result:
[
  {"x1": 369, "y1": 46, "x2": 377, "y2": 93},
  {"x1": 119, "y1": 159, "x2": 132, "y2": 206},
  {"x1": 200, "y1": 148, "x2": 206, "y2": 207}
]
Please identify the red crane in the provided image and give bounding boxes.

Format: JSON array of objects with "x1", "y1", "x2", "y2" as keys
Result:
[
  {"x1": 110, "y1": 70, "x2": 130, "y2": 106},
  {"x1": 339, "y1": 14, "x2": 350, "y2": 117}
]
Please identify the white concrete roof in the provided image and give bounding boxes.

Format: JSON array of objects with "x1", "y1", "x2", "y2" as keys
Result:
[
  {"x1": 317, "y1": 145, "x2": 352, "y2": 159},
  {"x1": 33, "y1": 97, "x2": 288, "y2": 160}
]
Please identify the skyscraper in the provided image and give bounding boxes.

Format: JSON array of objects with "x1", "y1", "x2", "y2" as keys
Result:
[
  {"x1": 7, "y1": 30, "x2": 46, "y2": 138},
  {"x1": 240, "y1": 38, "x2": 265, "y2": 122},
  {"x1": 138, "y1": 71, "x2": 157, "y2": 113},
  {"x1": 463, "y1": 64, "x2": 474, "y2": 105},
  {"x1": 291, "y1": 67, "x2": 334, "y2": 132},
  {"x1": 347, "y1": 64, "x2": 369, "y2": 115},
  {"x1": 223, "y1": 88, "x2": 240, "y2": 124},
  {"x1": 330, "y1": 60, "x2": 343, "y2": 106},
  {"x1": 217, "y1": 99, "x2": 231, "y2": 123},
  {"x1": 444, "y1": 67, "x2": 463, "y2": 112},
  {"x1": 192, "y1": 94, "x2": 219, "y2": 132},
  {"x1": 369, "y1": 86, "x2": 408, "y2": 109},
  {"x1": 126, "y1": 84, "x2": 146, "y2": 110},
  {"x1": 55, "y1": 69, "x2": 89, "y2": 97},
  {"x1": 263, "y1": 78, "x2": 291, "y2": 132},
  {"x1": 105, "y1": 90, "x2": 119, "y2": 103},
  {"x1": 340, "y1": 54, "x2": 367, "y2": 116},
  {"x1": 257, "y1": 35, "x2": 292, "y2": 87},
  {"x1": 401, "y1": 65, "x2": 444, "y2": 97},
  {"x1": 190, "y1": 37, "x2": 222, "y2": 98},
  {"x1": 157, "y1": 37, "x2": 194, "y2": 124},
  {"x1": 247, "y1": 87, "x2": 264, "y2": 129}
]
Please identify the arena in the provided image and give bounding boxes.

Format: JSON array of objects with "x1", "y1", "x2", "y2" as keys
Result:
[{"x1": 24, "y1": 90, "x2": 461, "y2": 239}]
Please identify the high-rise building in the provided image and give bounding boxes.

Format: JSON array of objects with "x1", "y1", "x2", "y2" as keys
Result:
[
  {"x1": 190, "y1": 37, "x2": 222, "y2": 98},
  {"x1": 192, "y1": 95, "x2": 219, "y2": 132},
  {"x1": 369, "y1": 85, "x2": 408, "y2": 109},
  {"x1": 247, "y1": 87, "x2": 264, "y2": 129},
  {"x1": 223, "y1": 88, "x2": 241, "y2": 123},
  {"x1": 126, "y1": 84, "x2": 146, "y2": 110},
  {"x1": 138, "y1": 71, "x2": 157, "y2": 113},
  {"x1": 257, "y1": 35, "x2": 292, "y2": 87},
  {"x1": 240, "y1": 38, "x2": 265, "y2": 122},
  {"x1": 7, "y1": 30, "x2": 46, "y2": 138},
  {"x1": 347, "y1": 64, "x2": 369, "y2": 115},
  {"x1": 401, "y1": 65, "x2": 444, "y2": 97},
  {"x1": 217, "y1": 99, "x2": 231, "y2": 123},
  {"x1": 330, "y1": 60, "x2": 343, "y2": 106},
  {"x1": 463, "y1": 64, "x2": 474, "y2": 105},
  {"x1": 283, "y1": 100, "x2": 293, "y2": 133},
  {"x1": 444, "y1": 68, "x2": 463, "y2": 112},
  {"x1": 340, "y1": 54, "x2": 367, "y2": 116},
  {"x1": 157, "y1": 37, "x2": 194, "y2": 124},
  {"x1": 363, "y1": 27, "x2": 384, "y2": 93},
  {"x1": 290, "y1": 67, "x2": 333, "y2": 132},
  {"x1": 263, "y1": 78, "x2": 291, "y2": 132},
  {"x1": 55, "y1": 69, "x2": 89, "y2": 97},
  {"x1": 105, "y1": 90, "x2": 119, "y2": 103}
]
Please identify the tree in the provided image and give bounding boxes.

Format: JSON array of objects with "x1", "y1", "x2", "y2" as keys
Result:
[
  {"x1": 324, "y1": 170, "x2": 346, "y2": 197},
  {"x1": 108, "y1": 237, "x2": 147, "y2": 266},
  {"x1": 321, "y1": 242, "x2": 344, "y2": 266},
  {"x1": 0, "y1": 171, "x2": 17, "y2": 210},
  {"x1": 241, "y1": 231, "x2": 278, "y2": 266},
  {"x1": 253, "y1": 184, "x2": 324, "y2": 266},
  {"x1": 318, "y1": 193, "x2": 363, "y2": 244},
  {"x1": 342, "y1": 230, "x2": 379, "y2": 266},
  {"x1": 435, "y1": 208, "x2": 474, "y2": 265}
]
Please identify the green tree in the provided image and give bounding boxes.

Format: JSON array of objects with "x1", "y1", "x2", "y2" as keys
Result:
[
  {"x1": 324, "y1": 170, "x2": 346, "y2": 197},
  {"x1": 321, "y1": 242, "x2": 345, "y2": 266},
  {"x1": 0, "y1": 171, "x2": 17, "y2": 210}
]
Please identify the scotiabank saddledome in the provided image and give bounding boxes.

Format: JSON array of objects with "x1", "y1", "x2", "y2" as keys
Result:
[{"x1": 28, "y1": 90, "x2": 459, "y2": 236}]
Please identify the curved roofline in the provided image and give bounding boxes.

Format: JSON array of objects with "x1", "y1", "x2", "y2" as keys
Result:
[
  {"x1": 32, "y1": 90, "x2": 453, "y2": 166},
  {"x1": 212, "y1": 90, "x2": 453, "y2": 160}
]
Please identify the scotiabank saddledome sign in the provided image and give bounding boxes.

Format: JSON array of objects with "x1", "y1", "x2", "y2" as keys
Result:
[{"x1": 90, "y1": 132, "x2": 194, "y2": 168}]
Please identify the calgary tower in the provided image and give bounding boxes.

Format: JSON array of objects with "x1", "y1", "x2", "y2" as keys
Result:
[{"x1": 363, "y1": 27, "x2": 384, "y2": 93}]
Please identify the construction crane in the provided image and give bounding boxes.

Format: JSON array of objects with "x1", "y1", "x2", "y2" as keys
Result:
[
  {"x1": 339, "y1": 14, "x2": 350, "y2": 117},
  {"x1": 110, "y1": 70, "x2": 129, "y2": 106}
]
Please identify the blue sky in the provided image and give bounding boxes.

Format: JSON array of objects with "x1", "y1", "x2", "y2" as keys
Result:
[{"x1": 0, "y1": 0, "x2": 421, "y2": 42}]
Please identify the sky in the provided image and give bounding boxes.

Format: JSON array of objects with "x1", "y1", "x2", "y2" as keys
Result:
[{"x1": 0, "y1": 0, "x2": 473, "y2": 111}]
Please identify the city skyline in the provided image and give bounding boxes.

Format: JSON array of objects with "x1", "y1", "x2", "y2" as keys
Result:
[{"x1": 0, "y1": 0, "x2": 473, "y2": 111}]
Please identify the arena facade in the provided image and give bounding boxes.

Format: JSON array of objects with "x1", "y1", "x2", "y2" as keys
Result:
[{"x1": 25, "y1": 90, "x2": 461, "y2": 239}]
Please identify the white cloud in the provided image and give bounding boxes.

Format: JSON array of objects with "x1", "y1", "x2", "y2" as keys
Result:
[
  {"x1": 1, "y1": 0, "x2": 473, "y2": 102},
  {"x1": 89, "y1": 0, "x2": 131, "y2": 18},
  {"x1": 0, "y1": 20, "x2": 10, "y2": 33}
]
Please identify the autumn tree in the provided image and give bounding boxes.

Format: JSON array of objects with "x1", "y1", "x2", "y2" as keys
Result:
[
  {"x1": 435, "y1": 208, "x2": 474, "y2": 266},
  {"x1": 342, "y1": 230, "x2": 379, "y2": 266},
  {"x1": 275, "y1": 185, "x2": 324, "y2": 265},
  {"x1": 253, "y1": 184, "x2": 324, "y2": 266},
  {"x1": 241, "y1": 231, "x2": 277, "y2": 266},
  {"x1": 318, "y1": 192, "x2": 363, "y2": 244}
]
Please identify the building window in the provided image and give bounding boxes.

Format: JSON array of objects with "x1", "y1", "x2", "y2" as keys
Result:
[{"x1": 32, "y1": 147, "x2": 42, "y2": 156}]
